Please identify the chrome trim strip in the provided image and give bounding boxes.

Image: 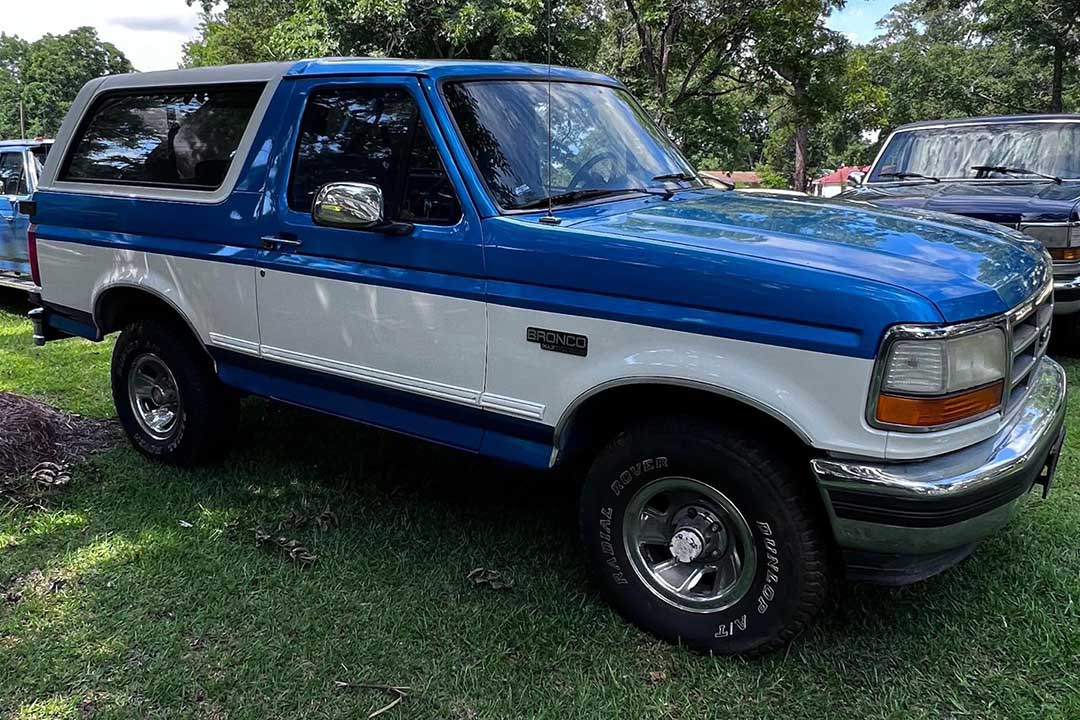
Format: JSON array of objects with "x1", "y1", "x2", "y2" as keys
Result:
[
  {"x1": 208, "y1": 332, "x2": 261, "y2": 355},
  {"x1": 478, "y1": 393, "x2": 546, "y2": 421},
  {"x1": 815, "y1": 357, "x2": 1065, "y2": 499},
  {"x1": 260, "y1": 343, "x2": 481, "y2": 406},
  {"x1": 1055, "y1": 275, "x2": 1080, "y2": 293}
]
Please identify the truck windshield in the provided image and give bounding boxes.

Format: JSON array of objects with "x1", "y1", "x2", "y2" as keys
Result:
[
  {"x1": 443, "y1": 80, "x2": 702, "y2": 210},
  {"x1": 869, "y1": 121, "x2": 1080, "y2": 182}
]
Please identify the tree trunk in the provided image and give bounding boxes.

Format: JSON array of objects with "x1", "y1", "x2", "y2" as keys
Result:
[
  {"x1": 793, "y1": 125, "x2": 809, "y2": 192},
  {"x1": 1051, "y1": 43, "x2": 1064, "y2": 112}
]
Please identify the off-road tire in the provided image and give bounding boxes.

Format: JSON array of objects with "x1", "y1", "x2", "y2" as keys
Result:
[
  {"x1": 111, "y1": 318, "x2": 238, "y2": 466},
  {"x1": 579, "y1": 415, "x2": 830, "y2": 655}
]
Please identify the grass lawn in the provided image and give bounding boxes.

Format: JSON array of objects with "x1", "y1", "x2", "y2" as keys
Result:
[{"x1": 1, "y1": 287, "x2": 1078, "y2": 719}]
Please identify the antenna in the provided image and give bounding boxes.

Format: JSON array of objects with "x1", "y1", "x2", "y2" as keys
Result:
[{"x1": 539, "y1": 0, "x2": 561, "y2": 225}]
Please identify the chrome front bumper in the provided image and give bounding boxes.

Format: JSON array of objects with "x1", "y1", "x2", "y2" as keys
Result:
[
  {"x1": 1053, "y1": 271, "x2": 1080, "y2": 315},
  {"x1": 811, "y1": 357, "x2": 1067, "y2": 582}
]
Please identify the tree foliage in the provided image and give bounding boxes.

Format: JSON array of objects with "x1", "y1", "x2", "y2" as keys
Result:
[
  {"x1": 0, "y1": 28, "x2": 132, "y2": 139},
  {"x1": 46, "y1": 0, "x2": 1074, "y2": 189}
]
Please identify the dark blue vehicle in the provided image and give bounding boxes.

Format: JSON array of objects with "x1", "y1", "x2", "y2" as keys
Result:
[
  {"x1": 844, "y1": 115, "x2": 1080, "y2": 316},
  {"x1": 24, "y1": 60, "x2": 1067, "y2": 656}
]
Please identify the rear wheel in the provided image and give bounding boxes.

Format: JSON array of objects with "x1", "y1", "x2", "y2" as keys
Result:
[
  {"x1": 579, "y1": 416, "x2": 830, "y2": 655},
  {"x1": 112, "y1": 318, "x2": 237, "y2": 466}
]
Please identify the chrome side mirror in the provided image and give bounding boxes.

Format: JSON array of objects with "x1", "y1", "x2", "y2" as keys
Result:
[
  {"x1": 846, "y1": 171, "x2": 865, "y2": 188},
  {"x1": 312, "y1": 182, "x2": 384, "y2": 229}
]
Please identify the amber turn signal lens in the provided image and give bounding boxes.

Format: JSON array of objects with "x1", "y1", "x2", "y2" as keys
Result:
[
  {"x1": 876, "y1": 381, "x2": 1004, "y2": 428},
  {"x1": 1050, "y1": 247, "x2": 1080, "y2": 262}
]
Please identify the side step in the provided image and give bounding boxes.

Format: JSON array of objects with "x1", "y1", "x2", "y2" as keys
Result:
[{"x1": 0, "y1": 272, "x2": 39, "y2": 293}]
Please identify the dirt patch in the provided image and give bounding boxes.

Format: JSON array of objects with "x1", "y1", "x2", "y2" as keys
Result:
[{"x1": 0, "y1": 392, "x2": 118, "y2": 504}]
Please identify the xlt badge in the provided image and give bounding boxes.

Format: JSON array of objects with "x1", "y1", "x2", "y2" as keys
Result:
[{"x1": 527, "y1": 327, "x2": 588, "y2": 357}]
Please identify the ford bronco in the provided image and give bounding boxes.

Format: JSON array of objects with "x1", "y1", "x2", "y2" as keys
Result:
[{"x1": 24, "y1": 60, "x2": 1067, "y2": 655}]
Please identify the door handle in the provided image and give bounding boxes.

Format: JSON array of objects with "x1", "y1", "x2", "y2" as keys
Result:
[{"x1": 260, "y1": 234, "x2": 302, "y2": 250}]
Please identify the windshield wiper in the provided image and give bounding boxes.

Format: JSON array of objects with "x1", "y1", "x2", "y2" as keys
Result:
[
  {"x1": 518, "y1": 187, "x2": 669, "y2": 210},
  {"x1": 879, "y1": 171, "x2": 940, "y2": 183},
  {"x1": 652, "y1": 171, "x2": 698, "y2": 183},
  {"x1": 971, "y1": 164, "x2": 1062, "y2": 184}
]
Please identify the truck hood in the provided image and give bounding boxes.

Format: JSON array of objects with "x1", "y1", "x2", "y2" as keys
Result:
[
  {"x1": 567, "y1": 191, "x2": 1049, "y2": 321},
  {"x1": 844, "y1": 180, "x2": 1080, "y2": 224}
]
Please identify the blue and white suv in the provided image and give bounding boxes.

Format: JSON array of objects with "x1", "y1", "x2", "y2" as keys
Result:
[{"x1": 25, "y1": 59, "x2": 1067, "y2": 655}]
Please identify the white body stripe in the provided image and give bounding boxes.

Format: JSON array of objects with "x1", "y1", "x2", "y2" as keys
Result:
[
  {"x1": 38, "y1": 239, "x2": 259, "y2": 350},
  {"x1": 256, "y1": 268, "x2": 486, "y2": 404},
  {"x1": 39, "y1": 240, "x2": 1004, "y2": 461}
]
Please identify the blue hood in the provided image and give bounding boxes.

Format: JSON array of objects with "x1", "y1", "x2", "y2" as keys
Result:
[{"x1": 566, "y1": 191, "x2": 1049, "y2": 322}]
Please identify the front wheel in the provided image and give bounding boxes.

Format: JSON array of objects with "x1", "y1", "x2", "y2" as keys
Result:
[{"x1": 579, "y1": 416, "x2": 830, "y2": 655}]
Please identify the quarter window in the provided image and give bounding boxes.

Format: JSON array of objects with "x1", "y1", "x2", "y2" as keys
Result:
[
  {"x1": 61, "y1": 84, "x2": 264, "y2": 190},
  {"x1": 288, "y1": 86, "x2": 461, "y2": 225},
  {"x1": 0, "y1": 152, "x2": 27, "y2": 195}
]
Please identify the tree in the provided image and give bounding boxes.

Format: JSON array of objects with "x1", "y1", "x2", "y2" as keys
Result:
[
  {"x1": 183, "y1": 0, "x2": 605, "y2": 68},
  {"x1": 980, "y1": 0, "x2": 1080, "y2": 111},
  {"x1": 745, "y1": 0, "x2": 849, "y2": 190},
  {"x1": 604, "y1": 0, "x2": 777, "y2": 125},
  {"x1": 0, "y1": 28, "x2": 132, "y2": 139}
]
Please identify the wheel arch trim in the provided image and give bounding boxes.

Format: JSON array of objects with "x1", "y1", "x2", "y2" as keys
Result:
[
  {"x1": 92, "y1": 282, "x2": 217, "y2": 369},
  {"x1": 551, "y1": 376, "x2": 815, "y2": 466}
]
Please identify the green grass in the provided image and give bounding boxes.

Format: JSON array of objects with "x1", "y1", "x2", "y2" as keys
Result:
[{"x1": 1, "y1": 288, "x2": 1078, "y2": 719}]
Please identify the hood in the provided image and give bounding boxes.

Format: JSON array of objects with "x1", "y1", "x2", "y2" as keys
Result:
[
  {"x1": 566, "y1": 191, "x2": 1049, "y2": 321},
  {"x1": 844, "y1": 180, "x2": 1080, "y2": 224}
]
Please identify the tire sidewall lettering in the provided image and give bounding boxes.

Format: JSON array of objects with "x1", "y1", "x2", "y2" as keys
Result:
[{"x1": 588, "y1": 450, "x2": 797, "y2": 648}]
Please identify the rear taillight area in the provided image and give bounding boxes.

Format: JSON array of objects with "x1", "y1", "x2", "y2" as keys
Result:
[{"x1": 27, "y1": 223, "x2": 40, "y2": 287}]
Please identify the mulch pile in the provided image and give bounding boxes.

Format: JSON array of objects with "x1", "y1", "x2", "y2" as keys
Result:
[{"x1": 0, "y1": 392, "x2": 119, "y2": 505}]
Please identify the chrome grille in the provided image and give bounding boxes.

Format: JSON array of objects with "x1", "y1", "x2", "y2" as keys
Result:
[{"x1": 1005, "y1": 284, "x2": 1053, "y2": 414}]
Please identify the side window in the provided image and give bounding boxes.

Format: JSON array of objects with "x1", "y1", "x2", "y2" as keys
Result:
[
  {"x1": 288, "y1": 86, "x2": 461, "y2": 225},
  {"x1": 0, "y1": 152, "x2": 27, "y2": 195},
  {"x1": 60, "y1": 84, "x2": 264, "y2": 190}
]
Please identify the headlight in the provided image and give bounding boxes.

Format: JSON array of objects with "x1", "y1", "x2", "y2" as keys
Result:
[{"x1": 873, "y1": 326, "x2": 1007, "y2": 429}]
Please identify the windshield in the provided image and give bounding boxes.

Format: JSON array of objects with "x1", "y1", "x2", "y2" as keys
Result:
[
  {"x1": 443, "y1": 80, "x2": 702, "y2": 210},
  {"x1": 869, "y1": 121, "x2": 1080, "y2": 182}
]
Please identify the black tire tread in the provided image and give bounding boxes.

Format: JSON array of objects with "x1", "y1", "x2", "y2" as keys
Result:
[
  {"x1": 583, "y1": 414, "x2": 831, "y2": 656},
  {"x1": 111, "y1": 317, "x2": 237, "y2": 466}
]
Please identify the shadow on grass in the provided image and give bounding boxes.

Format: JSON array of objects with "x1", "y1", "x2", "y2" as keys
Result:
[
  {"x1": 0, "y1": 287, "x2": 32, "y2": 317},
  {"x1": 3, "y1": 394, "x2": 1078, "y2": 717}
]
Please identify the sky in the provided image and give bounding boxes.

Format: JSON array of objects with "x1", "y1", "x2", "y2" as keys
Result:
[
  {"x1": 826, "y1": 0, "x2": 899, "y2": 45},
  {"x1": 3, "y1": 0, "x2": 202, "y2": 72},
  {"x1": 4, "y1": 0, "x2": 899, "y2": 72}
]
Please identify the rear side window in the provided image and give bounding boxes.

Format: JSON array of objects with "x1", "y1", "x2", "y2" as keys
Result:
[
  {"x1": 0, "y1": 152, "x2": 27, "y2": 195},
  {"x1": 288, "y1": 86, "x2": 462, "y2": 225},
  {"x1": 60, "y1": 84, "x2": 263, "y2": 191}
]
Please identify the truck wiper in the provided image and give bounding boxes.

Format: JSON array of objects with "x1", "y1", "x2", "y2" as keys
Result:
[
  {"x1": 518, "y1": 187, "x2": 669, "y2": 210},
  {"x1": 878, "y1": 171, "x2": 940, "y2": 183},
  {"x1": 971, "y1": 164, "x2": 1062, "y2": 184},
  {"x1": 652, "y1": 171, "x2": 698, "y2": 182}
]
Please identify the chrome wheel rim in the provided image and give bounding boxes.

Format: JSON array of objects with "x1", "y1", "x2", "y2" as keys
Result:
[
  {"x1": 127, "y1": 353, "x2": 182, "y2": 441},
  {"x1": 623, "y1": 476, "x2": 757, "y2": 613}
]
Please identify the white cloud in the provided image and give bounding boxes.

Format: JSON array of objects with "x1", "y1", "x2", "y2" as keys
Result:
[{"x1": 3, "y1": 0, "x2": 202, "y2": 71}]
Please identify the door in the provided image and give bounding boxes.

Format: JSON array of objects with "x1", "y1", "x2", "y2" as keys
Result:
[
  {"x1": 0, "y1": 149, "x2": 31, "y2": 274},
  {"x1": 254, "y1": 77, "x2": 487, "y2": 448}
]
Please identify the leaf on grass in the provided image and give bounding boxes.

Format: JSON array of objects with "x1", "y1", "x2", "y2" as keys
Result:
[
  {"x1": 646, "y1": 670, "x2": 668, "y2": 686},
  {"x1": 333, "y1": 680, "x2": 410, "y2": 718},
  {"x1": 316, "y1": 509, "x2": 339, "y2": 530},
  {"x1": 467, "y1": 567, "x2": 514, "y2": 591},
  {"x1": 253, "y1": 529, "x2": 318, "y2": 567}
]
